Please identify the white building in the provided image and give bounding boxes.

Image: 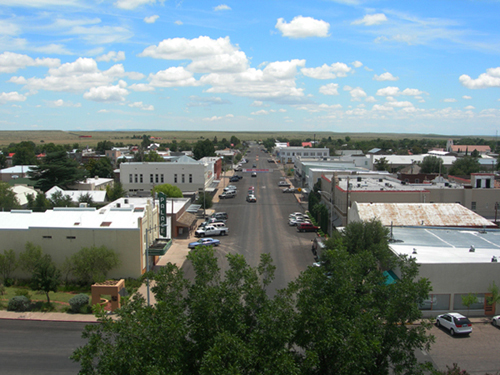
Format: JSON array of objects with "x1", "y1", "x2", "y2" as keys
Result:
[
  {"x1": 275, "y1": 146, "x2": 330, "y2": 164},
  {"x1": 120, "y1": 156, "x2": 216, "y2": 195}
]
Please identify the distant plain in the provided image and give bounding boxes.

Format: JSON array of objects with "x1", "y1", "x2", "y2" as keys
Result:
[{"x1": 0, "y1": 130, "x2": 486, "y2": 148}]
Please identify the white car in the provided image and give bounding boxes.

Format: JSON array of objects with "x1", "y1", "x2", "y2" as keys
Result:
[
  {"x1": 224, "y1": 185, "x2": 237, "y2": 192},
  {"x1": 491, "y1": 315, "x2": 500, "y2": 327},
  {"x1": 436, "y1": 312, "x2": 472, "y2": 336},
  {"x1": 289, "y1": 212, "x2": 304, "y2": 218},
  {"x1": 288, "y1": 217, "x2": 311, "y2": 226}
]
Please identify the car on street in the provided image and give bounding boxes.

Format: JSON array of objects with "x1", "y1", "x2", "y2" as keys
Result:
[
  {"x1": 297, "y1": 222, "x2": 319, "y2": 232},
  {"x1": 491, "y1": 315, "x2": 500, "y2": 327},
  {"x1": 436, "y1": 312, "x2": 472, "y2": 336},
  {"x1": 219, "y1": 191, "x2": 236, "y2": 199},
  {"x1": 229, "y1": 176, "x2": 240, "y2": 182},
  {"x1": 278, "y1": 181, "x2": 291, "y2": 187},
  {"x1": 234, "y1": 167, "x2": 242, "y2": 172},
  {"x1": 282, "y1": 188, "x2": 296, "y2": 193},
  {"x1": 289, "y1": 212, "x2": 305, "y2": 219},
  {"x1": 247, "y1": 195, "x2": 257, "y2": 203},
  {"x1": 211, "y1": 212, "x2": 228, "y2": 220},
  {"x1": 188, "y1": 238, "x2": 221, "y2": 249},
  {"x1": 252, "y1": 172, "x2": 257, "y2": 177},
  {"x1": 253, "y1": 164, "x2": 257, "y2": 168},
  {"x1": 224, "y1": 185, "x2": 237, "y2": 192}
]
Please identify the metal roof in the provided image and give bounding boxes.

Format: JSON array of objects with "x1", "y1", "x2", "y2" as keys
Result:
[
  {"x1": 354, "y1": 203, "x2": 496, "y2": 228},
  {"x1": 390, "y1": 227, "x2": 500, "y2": 264}
]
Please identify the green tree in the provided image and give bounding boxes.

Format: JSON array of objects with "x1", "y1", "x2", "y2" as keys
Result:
[
  {"x1": 49, "y1": 190, "x2": 73, "y2": 207},
  {"x1": 196, "y1": 191, "x2": 213, "y2": 209},
  {"x1": 374, "y1": 156, "x2": 390, "y2": 171},
  {"x1": 72, "y1": 248, "x2": 298, "y2": 374},
  {"x1": 461, "y1": 293, "x2": 478, "y2": 316},
  {"x1": 169, "y1": 139, "x2": 178, "y2": 152},
  {"x1": 66, "y1": 246, "x2": 120, "y2": 285},
  {"x1": 78, "y1": 193, "x2": 94, "y2": 207},
  {"x1": 193, "y1": 139, "x2": 216, "y2": 160},
  {"x1": 0, "y1": 249, "x2": 17, "y2": 283},
  {"x1": 95, "y1": 140, "x2": 115, "y2": 154},
  {"x1": 144, "y1": 150, "x2": 165, "y2": 162},
  {"x1": 153, "y1": 184, "x2": 183, "y2": 198},
  {"x1": 230, "y1": 135, "x2": 240, "y2": 146},
  {"x1": 0, "y1": 182, "x2": 20, "y2": 211},
  {"x1": 420, "y1": 156, "x2": 444, "y2": 174},
  {"x1": 18, "y1": 242, "x2": 43, "y2": 274},
  {"x1": 13, "y1": 145, "x2": 37, "y2": 165},
  {"x1": 106, "y1": 182, "x2": 127, "y2": 201},
  {"x1": 448, "y1": 156, "x2": 481, "y2": 176},
  {"x1": 0, "y1": 153, "x2": 7, "y2": 168},
  {"x1": 27, "y1": 192, "x2": 51, "y2": 212},
  {"x1": 487, "y1": 281, "x2": 500, "y2": 307},
  {"x1": 30, "y1": 254, "x2": 61, "y2": 304},
  {"x1": 28, "y1": 150, "x2": 86, "y2": 192},
  {"x1": 178, "y1": 140, "x2": 191, "y2": 152},
  {"x1": 85, "y1": 157, "x2": 114, "y2": 178}
]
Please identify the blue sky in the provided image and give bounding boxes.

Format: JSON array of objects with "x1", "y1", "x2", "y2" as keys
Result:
[{"x1": 0, "y1": 0, "x2": 500, "y2": 135}]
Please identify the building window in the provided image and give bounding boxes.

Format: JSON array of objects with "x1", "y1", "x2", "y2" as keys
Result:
[
  {"x1": 415, "y1": 179, "x2": 420, "y2": 183},
  {"x1": 134, "y1": 174, "x2": 138, "y2": 183},
  {"x1": 419, "y1": 294, "x2": 450, "y2": 311},
  {"x1": 189, "y1": 174, "x2": 192, "y2": 183},
  {"x1": 150, "y1": 174, "x2": 154, "y2": 183},
  {"x1": 476, "y1": 179, "x2": 481, "y2": 188},
  {"x1": 472, "y1": 201, "x2": 477, "y2": 210},
  {"x1": 453, "y1": 293, "x2": 485, "y2": 311},
  {"x1": 42, "y1": 236, "x2": 52, "y2": 239},
  {"x1": 66, "y1": 236, "x2": 76, "y2": 239},
  {"x1": 182, "y1": 174, "x2": 185, "y2": 183},
  {"x1": 174, "y1": 174, "x2": 177, "y2": 183},
  {"x1": 161, "y1": 174, "x2": 164, "y2": 183},
  {"x1": 129, "y1": 174, "x2": 133, "y2": 183},
  {"x1": 140, "y1": 174, "x2": 143, "y2": 183},
  {"x1": 155, "y1": 174, "x2": 159, "y2": 183}
]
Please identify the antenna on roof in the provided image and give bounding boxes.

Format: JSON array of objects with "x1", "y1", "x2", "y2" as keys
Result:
[
  {"x1": 492, "y1": 256, "x2": 497, "y2": 262},
  {"x1": 469, "y1": 245, "x2": 475, "y2": 252}
]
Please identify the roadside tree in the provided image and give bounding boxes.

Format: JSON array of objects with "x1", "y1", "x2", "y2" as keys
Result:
[
  {"x1": 153, "y1": 183, "x2": 183, "y2": 198},
  {"x1": 65, "y1": 246, "x2": 120, "y2": 285},
  {"x1": 27, "y1": 192, "x2": 51, "y2": 211},
  {"x1": 49, "y1": 190, "x2": 73, "y2": 207},
  {"x1": 30, "y1": 254, "x2": 61, "y2": 304},
  {"x1": 420, "y1": 155, "x2": 444, "y2": 174},
  {"x1": 196, "y1": 191, "x2": 213, "y2": 210},
  {"x1": 18, "y1": 242, "x2": 43, "y2": 275},
  {"x1": 0, "y1": 249, "x2": 17, "y2": 285},
  {"x1": 448, "y1": 156, "x2": 481, "y2": 176},
  {"x1": 106, "y1": 182, "x2": 127, "y2": 201}
]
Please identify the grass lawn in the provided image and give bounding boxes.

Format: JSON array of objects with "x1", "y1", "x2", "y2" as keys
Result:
[{"x1": 0, "y1": 286, "x2": 91, "y2": 313}]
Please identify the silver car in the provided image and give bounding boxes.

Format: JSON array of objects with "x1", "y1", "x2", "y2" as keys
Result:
[{"x1": 436, "y1": 312, "x2": 472, "y2": 336}]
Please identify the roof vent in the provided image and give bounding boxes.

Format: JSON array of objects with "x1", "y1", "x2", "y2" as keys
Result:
[
  {"x1": 412, "y1": 248, "x2": 417, "y2": 254},
  {"x1": 492, "y1": 256, "x2": 498, "y2": 263},
  {"x1": 469, "y1": 246, "x2": 475, "y2": 252}
]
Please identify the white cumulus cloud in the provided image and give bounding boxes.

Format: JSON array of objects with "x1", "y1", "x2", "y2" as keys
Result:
[
  {"x1": 96, "y1": 51, "x2": 125, "y2": 62},
  {"x1": 0, "y1": 52, "x2": 60, "y2": 73},
  {"x1": 128, "y1": 101, "x2": 154, "y2": 110},
  {"x1": 275, "y1": 16, "x2": 330, "y2": 38},
  {"x1": 459, "y1": 67, "x2": 500, "y2": 89},
  {"x1": 319, "y1": 83, "x2": 339, "y2": 95},
  {"x1": 83, "y1": 80, "x2": 129, "y2": 102},
  {"x1": 301, "y1": 62, "x2": 351, "y2": 79},
  {"x1": 114, "y1": 0, "x2": 161, "y2": 10},
  {"x1": 0, "y1": 91, "x2": 26, "y2": 104},
  {"x1": 144, "y1": 15, "x2": 159, "y2": 23},
  {"x1": 351, "y1": 61, "x2": 363, "y2": 68},
  {"x1": 148, "y1": 67, "x2": 199, "y2": 87},
  {"x1": 373, "y1": 72, "x2": 398, "y2": 81}
]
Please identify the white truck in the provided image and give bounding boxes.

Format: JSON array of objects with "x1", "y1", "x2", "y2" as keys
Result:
[{"x1": 195, "y1": 225, "x2": 229, "y2": 237}]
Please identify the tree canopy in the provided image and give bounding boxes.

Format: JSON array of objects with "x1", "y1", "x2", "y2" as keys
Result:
[
  {"x1": 420, "y1": 155, "x2": 444, "y2": 174},
  {"x1": 28, "y1": 150, "x2": 86, "y2": 192},
  {"x1": 193, "y1": 139, "x2": 216, "y2": 160},
  {"x1": 72, "y1": 220, "x2": 434, "y2": 375},
  {"x1": 153, "y1": 184, "x2": 183, "y2": 198},
  {"x1": 0, "y1": 182, "x2": 20, "y2": 211},
  {"x1": 448, "y1": 156, "x2": 481, "y2": 176},
  {"x1": 63, "y1": 245, "x2": 120, "y2": 285},
  {"x1": 84, "y1": 157, "x2": 114, "y2": 178}
]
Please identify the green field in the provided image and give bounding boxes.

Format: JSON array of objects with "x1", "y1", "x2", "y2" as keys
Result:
[{"x1": 0, "y1": 130, "x2": 483, "y2": 148}]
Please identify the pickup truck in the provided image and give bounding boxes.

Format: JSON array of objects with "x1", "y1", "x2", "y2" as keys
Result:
[{"x1": 195, "y1": 225, "x2": 229, "y2": 237}]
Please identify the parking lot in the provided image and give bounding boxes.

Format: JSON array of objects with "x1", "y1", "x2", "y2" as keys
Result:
[{"x1": 419, "y1": 318, "x2": 500, "y2": 374}]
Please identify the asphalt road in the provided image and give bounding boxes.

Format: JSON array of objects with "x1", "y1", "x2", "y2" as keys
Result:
[
  {"x1": 0, "y1": 320, "x2": 91, "y2": 374},
  {"x1": 181, "y1": 144, "x2": 318, "y2": 295}
]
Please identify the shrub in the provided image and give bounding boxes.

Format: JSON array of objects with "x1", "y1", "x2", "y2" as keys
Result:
[
  {"x1": 8, "y1": 296, "x2": 31, "y2": 312},
  {"x1": 14, "y1": 288, "x2": 31, "y2": 299},
  {"x1": 0, "y1": 283, "x2": 5, "y2": 295},
  {"x1": 69, "y1": 293, "x2": 90, "y2": 313}
]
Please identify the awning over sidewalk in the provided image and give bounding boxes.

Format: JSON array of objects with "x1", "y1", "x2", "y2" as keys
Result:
[{"x1": 177, "y1": 212, "x2": 198, "y2": 227}]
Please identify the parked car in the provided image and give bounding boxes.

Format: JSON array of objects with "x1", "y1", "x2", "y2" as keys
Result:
[
  {"x1": 289, "y1": 217, "x2": 311, "y2": 226},
  {"x1": 224, "y1": 185, "x2": 237, "y2": 192},
  {"x1": 282, "y1": 188, "x2": 296, "y2": 193},
  {"x1": 297, "y1": 222, "x2": 319, "y2": 232},
  {"x1": 247, "y1": 195, "x2": 257, "y2": 203},
  {"x1": 278, "y1": 181, "x2": 291, "y2": 187},
  {"x1": 252, "y1": 172, "x2": 257, "y2": 177},
  {"x1": 252, "y1": 164, "x2": 257, "y2": 168},
  {"x1": 234, "y1": 175, "x2": 243, "y2": 180},
  {"x1": 188, "y1": 238, "x2": 221, "y2": 249},
  {"x1": 289, "y1": 212, "x2": 305, "y2": 219},
  {"x1": 211, "y1": 212, "x2": 228, "y2": 220},
  {"x1": 219, "y1": 191, "x2": 236, "y2": 199},
  {"x1": 248, "y1": 186, "x2": 255, "y2": 192},
  {"x1": 436, "y1": 313, "x2": 472, "y2": 336},
  {"x1": 229, "y1": 176, "x2": 240, "y2": 182},
  {"x1": 195, "y1": 225, "x2": 229, "y2": 237},
  {"x1": 234, "y1": 167, "x2": 242, "y2": 172},
  {"x1": 492, "y1": 315, "x2": 500, "y2": 327}
]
